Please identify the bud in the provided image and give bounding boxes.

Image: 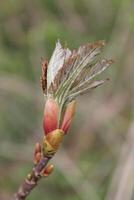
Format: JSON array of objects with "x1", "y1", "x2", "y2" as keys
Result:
[
  {"x1": 43, "y1": 98, "x2": 59, "y2": 135},
  {"x1": 61, "y1": 100, "x2": 76, "y2": 133},
  {"x1": 34, "y1": 142, "x2": 42, "y2": 164},
  {"x1": 34, "y1": 142, "x2": 41, "y2": 155},
  {"x1": 34, "y1": 152, "x2": 41, "y2": 164},
  {"x1": 43, "y1": 164, "x2": 54, "y2": 177},
  {"x1": 43, "y1": 129, "x2": 64, "y2": 157}
]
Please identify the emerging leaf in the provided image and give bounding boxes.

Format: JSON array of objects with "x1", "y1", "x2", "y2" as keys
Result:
[
  {"x1": 41, "y1": 40, "x2": 113, "y2": 134},
  {"x1": 47, "y1": 41, "x2": 71, "y2": 95}
]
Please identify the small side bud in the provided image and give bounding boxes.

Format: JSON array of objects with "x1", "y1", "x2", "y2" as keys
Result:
[
  {"x1": 27, "y1": 173, "x2": 32, "y2": 180},
  {"x1": 34, "y1": 142, "x2": 41, "y2": 154},
  {"x1": 43, "y1": 99, "x2": 59, "y2": 135},
  {"x1": 42, "y1": 164, "x2": 54, "y2": 177},
  {"x1": 34, "y1": 152, "x2": 41, "y2": 164},
  {"x1": 61, "y1": 100, "x2": 76, "y2": 133},
  {"x1": 34, "y1": 142, "x2": 42, "y2": 164}
]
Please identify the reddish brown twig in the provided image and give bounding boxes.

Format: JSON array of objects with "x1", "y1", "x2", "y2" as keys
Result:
[{"x1": 15, "y1": 156, "x2": 50, "y2": 200}]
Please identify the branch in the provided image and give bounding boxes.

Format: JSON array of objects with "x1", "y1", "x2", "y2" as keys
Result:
[
  {"x1": 14, "y1": 156, "x2": 50, "y2": 200},
  {"x1": 14, "y1": 130, "x2": 63, "y2": 200}
]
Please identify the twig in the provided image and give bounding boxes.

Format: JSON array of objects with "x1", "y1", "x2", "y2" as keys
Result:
[{"x1": 14, "y1": 156, "x2": 50, "y2": 200}]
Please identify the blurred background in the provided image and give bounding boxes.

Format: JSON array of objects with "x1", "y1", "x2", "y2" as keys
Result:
[{"x1": 0, "y1": 0, "x2": 134, "y2": 200}]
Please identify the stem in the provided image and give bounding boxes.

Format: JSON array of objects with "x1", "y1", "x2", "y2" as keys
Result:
[{"x1": 14, "y1": 156, "x2": 50, "y2": 200}]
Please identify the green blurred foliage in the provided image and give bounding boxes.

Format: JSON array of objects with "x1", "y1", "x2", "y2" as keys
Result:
[{"x1": 0, "y1": 0, "x2": 134, "y2": 200}]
